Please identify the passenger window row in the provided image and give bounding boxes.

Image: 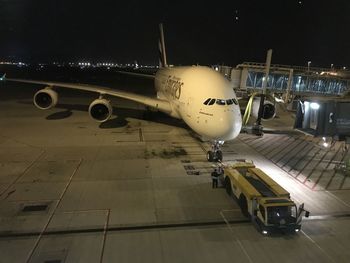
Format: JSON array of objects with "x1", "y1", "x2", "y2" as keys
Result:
[{"x1": 203, "y1": 98, "x2": 238, "y2": 106}]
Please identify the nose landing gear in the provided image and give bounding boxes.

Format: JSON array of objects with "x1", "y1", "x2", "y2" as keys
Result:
[{"x1": 207, "y1": 141, "x2": 224, "y2": 162}]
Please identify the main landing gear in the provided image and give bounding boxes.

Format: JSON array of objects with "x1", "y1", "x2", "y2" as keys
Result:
[{"x1": 207, "y1": 141, "x2": 224, "y2": 162}]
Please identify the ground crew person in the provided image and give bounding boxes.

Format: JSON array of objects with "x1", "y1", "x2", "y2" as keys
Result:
[
  {"x1": 211, "y1": 168, "x2": 219, "y2": 188},
  {"x1": 211, "y1": 166, "x2": 224, "y2": 188}
]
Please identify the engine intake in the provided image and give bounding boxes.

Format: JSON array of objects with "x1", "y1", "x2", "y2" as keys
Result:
[
  {"x1": 252, "y1": 98, "x2": 276, "y2": 120},
  {"x1": 88, "y1": 98, "x2": 113, "y2": 122},
  {"x1": 33, "y1": 88, "x2": 58, "y2": 110}
]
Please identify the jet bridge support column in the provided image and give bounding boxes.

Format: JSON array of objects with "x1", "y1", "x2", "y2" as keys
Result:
[
  {"x1": 284, "y1": 69, "x2": 294, "y2": 103},
  {"x1": 253, "y1": 49, "x2": 273, "y2": 136}
]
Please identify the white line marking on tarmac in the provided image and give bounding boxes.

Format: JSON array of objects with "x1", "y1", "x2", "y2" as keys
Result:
[
  {"x1": 25, "y1": 158, "x2": 83, "y2": 263},
  {"x1": 220, "y1": 210, "x2": 253, "y2": 263},
  {"x1": 326, "y1": 190, "x2": 350, "y2": 208},
  {"x1": 301, "y1": 229, "x2": 335, "y2": 263}
]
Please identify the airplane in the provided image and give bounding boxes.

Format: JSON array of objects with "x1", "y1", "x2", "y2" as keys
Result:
[{"x1": 1, "y1": 24, "x2": 259, "y2": 162}]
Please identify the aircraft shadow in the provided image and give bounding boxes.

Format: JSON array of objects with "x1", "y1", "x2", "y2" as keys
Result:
[
  {"x1": 46, "y1": 110, "x2": 73, "y2": 120},
  {"x1": 18, "y1": 100, "x2": 187, "y2": 130},
  {"x1": 99, "y1": 117, "x2": 128, "y2": 129}
]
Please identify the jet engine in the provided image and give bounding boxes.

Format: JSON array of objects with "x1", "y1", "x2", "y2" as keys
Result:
[
  {"x1": 88, "y1": 98, "x2": 113, "y2": 122},
  {"x1": 33, "y1": 88, "x2": 58, "y2": 110},
  {"x1": 251, "y1": 97, "x2": 276, "y2": 120}
]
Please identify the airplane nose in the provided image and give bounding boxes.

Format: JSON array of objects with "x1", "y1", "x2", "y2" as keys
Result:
[
  {"x1": 218, "y1": 107, "x2": 242, "y2": 140},
  {"x1": 191, "y1": 105, "x2": 242, "y2": 141}
]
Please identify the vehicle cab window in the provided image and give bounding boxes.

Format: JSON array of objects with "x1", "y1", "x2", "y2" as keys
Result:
[{"x1": 267, "y1": 206, "x2": 289, "y2": 224}]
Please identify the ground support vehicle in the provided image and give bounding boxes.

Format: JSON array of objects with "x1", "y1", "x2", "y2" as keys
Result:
[{"x1": 222, "y1": 161, "x2": 309, "y2": 234}]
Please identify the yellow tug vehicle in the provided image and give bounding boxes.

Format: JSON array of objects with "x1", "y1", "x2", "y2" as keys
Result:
[{"x1": 222, "y1": 160, "x2": 309, "y2": 234}]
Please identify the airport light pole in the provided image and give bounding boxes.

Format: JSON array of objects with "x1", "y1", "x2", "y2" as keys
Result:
[{"x1": 307, "y1": 61, "x2": 311, "y2": 72}]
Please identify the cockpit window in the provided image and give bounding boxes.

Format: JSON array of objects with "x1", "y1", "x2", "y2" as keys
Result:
[
  {"x1": 226, "y1": 99, "x2": 233, "y2": 105},
  {"x1": 216, "y1": 99, "x2": 226, "y2": 105},
  {"x1": 203, "y1": 98, "x2": 211, "y2": 105},
  {"x1": 208, "y1": 99, "x2": 216, "y2": 105},
  {"x1": 204, "y1": 98, "x2": 238, "y2": 106}
]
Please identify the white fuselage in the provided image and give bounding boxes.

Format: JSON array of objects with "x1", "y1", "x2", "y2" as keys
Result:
[{"x1": 154, "y1": 66, "x2": 242, "y2": 141}]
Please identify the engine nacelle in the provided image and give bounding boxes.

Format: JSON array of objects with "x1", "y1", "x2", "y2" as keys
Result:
[
  {"x1": 252, "y1": 97, "x2": 276, "y2": 120},
  {"x1": 88, "y1": 98, "x2": 113, "y2": 122},
  {"x1": 33, "y1": 88, "x2": 58, "y2": 110}
]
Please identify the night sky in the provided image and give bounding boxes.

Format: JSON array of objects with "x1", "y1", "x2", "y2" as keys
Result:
[{"x1": 1, "y1": 0, "x2": 349, "y2": 68}]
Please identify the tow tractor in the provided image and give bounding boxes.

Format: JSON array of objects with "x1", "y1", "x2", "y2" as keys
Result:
[{"x1": 221, "y1": 160, "x2": 309, "y2": 234}]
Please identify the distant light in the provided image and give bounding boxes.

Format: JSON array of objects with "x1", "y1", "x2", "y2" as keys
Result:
[
  {"x1": 310, "y1": 102, "x2": 320, "y2": 110},
  {"x1": 262, "y1": 230, "x2": 268, "y2": 235},
  {"x1": 322, "y1": 137, "x2": 326, "y2": 141},
  {"x1": 323, "y1": 142, "x2": 329, "y2": 148},
  {"x1": 295, "y1": 229, "x2": 300, "y2": 232}
]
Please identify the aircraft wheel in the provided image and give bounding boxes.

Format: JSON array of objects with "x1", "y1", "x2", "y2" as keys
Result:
[{"x1": 207, "y1": 151, "x2": 214, "y2": 162}]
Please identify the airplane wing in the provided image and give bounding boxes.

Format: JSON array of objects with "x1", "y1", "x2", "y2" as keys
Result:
[
  {"x1": 115, "y1": 70, "x2": 155, "y2": 79},
  {"x1": 6, "y1": 78, "x2": 172, "y2": 114}
]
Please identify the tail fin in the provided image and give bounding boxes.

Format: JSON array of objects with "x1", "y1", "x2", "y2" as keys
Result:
[
  {"x1": 0, "y1": 73, "x2": 6, "y2": 81},
  {"x1": 158, "y1": 23, "x2": 168, "y2": 68}
]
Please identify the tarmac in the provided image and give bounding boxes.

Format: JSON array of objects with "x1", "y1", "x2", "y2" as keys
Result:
[{"x1": 1, "y1": 81, "x2": 350, "y2": 263}]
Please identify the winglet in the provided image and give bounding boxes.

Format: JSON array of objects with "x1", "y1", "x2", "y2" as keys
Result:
[{"x1": 0, "y1": 73, "x2": 6, "y2": 81}]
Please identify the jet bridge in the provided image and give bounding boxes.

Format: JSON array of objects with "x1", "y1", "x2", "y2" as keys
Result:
[
  {"x1": 215, "y1": 63, "x2": 350, "y2": 97},
  {"x1": 214, "y1": 63, "x2": 350, "y2": 139}
]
